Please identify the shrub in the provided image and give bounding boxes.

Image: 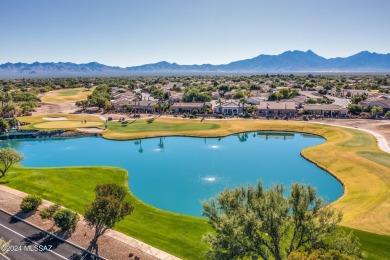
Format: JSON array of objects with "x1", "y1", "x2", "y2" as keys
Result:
[
  {"x1": 20, "y1": 195, "x2": 42, "y2": 213},
  {"x1": 146, "y1": 118, "x2": 155, "y2": 124},
  {"x1": 53, "y1": 209, "x2": 79, "y2": 231},
  {"x1": 385, "y1": 111, "x2": 390, "y2": 118},
  {"x1": 39, "y1": 204, "x2": 61, "y2": 220}
]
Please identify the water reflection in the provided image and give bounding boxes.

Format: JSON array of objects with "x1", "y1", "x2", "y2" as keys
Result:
[
  {"x1": 237, "y1": 133, "x2": 249, "y2": 142},
  {"x1": 158, "y1": 137, "x2": 164, "y2": 150},
  {"x1": 257, "y1": 132, "x2": 295, "y2": 140}
]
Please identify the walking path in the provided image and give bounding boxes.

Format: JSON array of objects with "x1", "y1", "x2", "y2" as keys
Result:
[{"x1": 0, "y1": 185, "x2": 180, "y2": 260}]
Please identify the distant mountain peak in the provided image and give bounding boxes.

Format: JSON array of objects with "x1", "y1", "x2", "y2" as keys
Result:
[{"x1": 1, "y1": 50, "x2": 390, "y2": 77}]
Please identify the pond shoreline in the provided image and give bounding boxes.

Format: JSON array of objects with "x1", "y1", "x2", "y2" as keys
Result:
[{"x1": 0, "y1": 129, "x2": 101, "y2": 140}]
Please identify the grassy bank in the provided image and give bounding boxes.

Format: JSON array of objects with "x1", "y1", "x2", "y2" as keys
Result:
[
  {"x1": 2, "y1": 165, "x2": 210, "y2": 259},
  {"x1": 341, "y1": 227, "x2": 390, "y2": 260},
  {"x1": 9, "y1": 117, "x2": 390, "y2": 258}
]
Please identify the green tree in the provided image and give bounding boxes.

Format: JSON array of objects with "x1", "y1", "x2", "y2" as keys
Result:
[
  {"x1": 288, "y1": 249, "x2": 357, "y2": 260},
  {"x1": 53, "y1": 209, "x2": 79, "y2": 231},
  {"x1": 232, "y1": 91, "x2": 245, "y2": 100},
  {"x1": 84, "y1": 184, "x2": 134, "y2": 245},
  {"x1": 347, "y1": 104, "x2": 363, "y2": 115},
  {"x1": 279, "y1": 88, "x2": 300, "y2": 99},
  {"x1": 94, "y1": 183, "x2": 128, "y2": 201},
  {"x1": 20, "y1": 195, "x2": 42, "y2": 213},
  {"x1": 218, "y1": 85, "x2": 230, "y2": 98},
  {"x1": 75, "y1": 100, "x2": 90, "y2": 111},
  {"x1": 39, "y1": 204, "x2": 61, "y2": 221},
  {"x1": 202, "y1": 182, "x2": 363, "y2": 260},
  {"x1": 0, "y1": 148, "x2": 23, "y2": 176},
  {"x1": 183, "y1": 88, "x2": 212, "y2": 102},
  {"x1": 370, "y1": 106, "x2": 383, "y2": 118},
  {"x1": 216, "y1": 98, "x2": 223, "y2": 114},
  {"x1": 351, "y1": 94, "x2": 367, "y2": 104},
  {"x1": 268, "y1": 92, "x2": 282, "y2": 101},
  {"x1": 247, "y1": 105, "x2": 257, "y2": 115},
  {"x1": 0, "y1": 118, "x2": 9, "y2": 133}
]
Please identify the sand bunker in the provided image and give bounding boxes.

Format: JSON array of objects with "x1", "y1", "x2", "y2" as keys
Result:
[
  {"x1": 76, "y1": 127, "x2": 104, "y2": 133},
  {"x1": 43, "y1": 117, "x2": 68, "y2": 121}
]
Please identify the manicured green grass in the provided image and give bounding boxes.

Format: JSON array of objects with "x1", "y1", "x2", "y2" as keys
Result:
[
  {"x1": 2, "y1": 166, "x2": 126, "y2": 212},
  {"x1": 340, "y1": 227, "x2": 390, "y2": 260},
  {"x1": 357, "y1": 151, "x2": 390, "y2": 168},
  {"x1": 2, "y1": 165, "x2": 210, "y2": 259},
  {"x1": 106, "y1": 120, "x2": 220, "y2": 133},
  {"x1": 338, "y1": 128, "x2": 374, "y2": 148},
  {"x1": 57, "y1": 89, "x2": 84, "y2": 96}
]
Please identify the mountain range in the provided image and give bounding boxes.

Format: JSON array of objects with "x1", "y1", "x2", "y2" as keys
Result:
[{"x1": 1, "y1": 50, "x2": 390, "y2": 78}]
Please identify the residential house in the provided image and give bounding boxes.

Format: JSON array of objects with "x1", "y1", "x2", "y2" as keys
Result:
[
  {"x1": 214, "y1": 101, "x2": 247, "y2": 115},
  {"x1": 256, "y1": 101, "x2": 296, "y2": 117},
  {"x1": 122, "y1": 100, "x2": 158, "y2": 113},
  {"x1": 211, "y1": 92, "x2": 220, "y2": 100},
  {"x1": 171, "y1": 102, "x2": 208, "y2": 114},
  {"x1": 281, "y1": 95, "x2": 308, "y2": 108},
  {"x1": 168, "y1": 92, "x2": 183, "y2": 103},
  {"x1": 246, "y1": 96, "x2": 267, "y2": 105},
  {"x1": 304, "y1": 104, "x2": 348, "y2": 117},
  {"x1": 111, "y1": 95, "x2": 135, "y2": 111},
  {"x1": 359, "y1": 95, "x2": 390, "y2": 113}
]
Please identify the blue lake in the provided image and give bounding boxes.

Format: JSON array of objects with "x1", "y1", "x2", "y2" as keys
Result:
[{"x1": 0, "y1": 132, "x2": 343, "y2": 217}]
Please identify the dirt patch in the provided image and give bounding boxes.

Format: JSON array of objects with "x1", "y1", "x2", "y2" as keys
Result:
[
  {"x1": 375, "y1": 124, "x2": 390, "y2": 131},
  {"x1": 34, "y1": 102, "x2": 79, "y2": 115},
  {"x1": 41, "y1": 88, "x2": 94, "y2": 103}
]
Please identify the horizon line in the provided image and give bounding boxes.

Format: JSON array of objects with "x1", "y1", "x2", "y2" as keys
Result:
[{"x1": 1, "y1": 50, "x2": 389, "y2": 68}]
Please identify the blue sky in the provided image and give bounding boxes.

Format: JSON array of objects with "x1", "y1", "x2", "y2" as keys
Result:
[{"x1": 1, "y1": 0, "x2": 389, "y2": 67}]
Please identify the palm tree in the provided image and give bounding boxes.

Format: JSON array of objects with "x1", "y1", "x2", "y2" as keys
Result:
[
  {"x1": 216, "y1": 98, "x2": 223, "y2": 114},
  {"x1": 0, "y1": 93, "x2": 5, "y2": 108},
  {"x1": 245, "y1": 90, "x2": 253, "y2": 98},
  {"x1": 238, "y1": 98, "x2": 246, "y2": 115},
  {"x1": 152, "y1": 103, "x2": 158, "y2": 114},
  {"x1": 135, "y1": 92, "x2": 142, "y2": 113},
  {"x1": 202, "y1": 102, "x2": 208, "y2": 119},
  {"x1": 4, "y1": 92, "x2": 12, "y2": 106}
]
